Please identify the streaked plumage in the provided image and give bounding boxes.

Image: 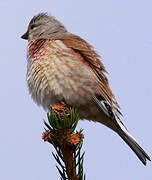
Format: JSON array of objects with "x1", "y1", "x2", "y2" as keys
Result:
[{"x1": 21, "y1": 13, "x2": 150, "y2": 165}]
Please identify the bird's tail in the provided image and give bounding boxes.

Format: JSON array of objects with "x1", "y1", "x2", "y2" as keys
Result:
[
  {"x1": 118, "y1": 126, "x2": 151, "y2": 165},
  {"x1": 93, "y1": 95, "x2": 150, "y2": 165}
]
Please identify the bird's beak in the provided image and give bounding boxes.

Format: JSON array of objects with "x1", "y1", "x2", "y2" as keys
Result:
[{"x1": 21, "y1": 31, "x2": 29, "y2": 40}]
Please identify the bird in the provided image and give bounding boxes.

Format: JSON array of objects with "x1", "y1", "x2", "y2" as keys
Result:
[{"x1": 21, "y1": 12, "x2": 150, "y2": 165}]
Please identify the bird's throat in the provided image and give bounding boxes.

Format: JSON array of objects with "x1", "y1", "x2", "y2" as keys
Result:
[{"x1": 28, "y1": 39, "x2": 47, "y2": 61}]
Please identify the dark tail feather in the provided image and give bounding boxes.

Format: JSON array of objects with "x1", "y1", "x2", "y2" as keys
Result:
[
  {"x1": 93, "y1": 95, "x2": 150, "y2": 165},
  {"x1": 119, "y1": 131, "x2": 151, "y2": 165}
]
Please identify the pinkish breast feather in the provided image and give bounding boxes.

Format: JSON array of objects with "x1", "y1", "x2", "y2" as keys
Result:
[{"x1": 28, "y1": 40, "x2": 47, "y2": 61}]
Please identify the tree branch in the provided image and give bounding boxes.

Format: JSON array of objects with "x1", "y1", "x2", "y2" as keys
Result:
[{"x1": 42, "y1": 103, "x2": 85, "y2": 180}]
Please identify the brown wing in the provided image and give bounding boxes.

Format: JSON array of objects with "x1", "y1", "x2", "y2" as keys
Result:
[{"x1": 59, "y1": 33, "x2": 116, "y2": 105}]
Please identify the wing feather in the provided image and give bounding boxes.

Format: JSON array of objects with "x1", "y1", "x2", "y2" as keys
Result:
[{"x1": 60, "y1": 33, "x2": 121, "y2": 116}]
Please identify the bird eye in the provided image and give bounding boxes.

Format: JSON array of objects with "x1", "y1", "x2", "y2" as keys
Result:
[{"x1": 30, "y1": 24, "x2": 36, "y2": 30}]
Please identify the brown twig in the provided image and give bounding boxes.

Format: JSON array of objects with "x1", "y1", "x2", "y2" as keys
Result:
[{"x1": 60, "y1": 138, "x2": 77, "y2": 180}]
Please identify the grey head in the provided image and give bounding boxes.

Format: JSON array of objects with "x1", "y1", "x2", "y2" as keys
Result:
[{"x1": 21, "y1": 13, "x2": 67, "y2": 41}]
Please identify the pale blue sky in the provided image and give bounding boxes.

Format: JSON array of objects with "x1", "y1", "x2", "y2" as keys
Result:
[{"x1": 0, "y1": 0, "x2": 152, "y2": 179}]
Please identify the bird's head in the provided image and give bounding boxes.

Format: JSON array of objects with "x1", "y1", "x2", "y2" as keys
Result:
[{"x1": 21, "y1": 13, "x2": 67, "y2": 41}]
